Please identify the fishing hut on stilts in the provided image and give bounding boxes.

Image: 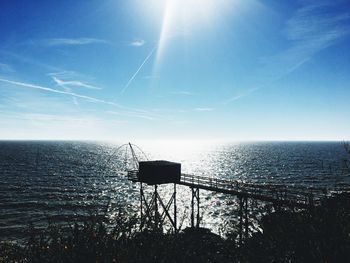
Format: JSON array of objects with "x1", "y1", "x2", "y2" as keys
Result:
[{"x1": 123, "y1": 143, "x2": 330, "y2": 245}]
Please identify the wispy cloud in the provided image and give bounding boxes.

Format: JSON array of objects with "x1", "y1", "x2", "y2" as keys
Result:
[
  {"x1": 52, "y1": 76, "x2": 101, "y2": 90},
  {"x1": 151, "y1": 107, "x2": 213, "y2": 113},
  {"x1": 224, "y1": 87, "x2": 258, "y2": 105},
  {"x1": 0, "y1": 78, "x2": 119, "y2": 106},
  {"x1": 170, "y1": 91, "x2": 194, "y2": 96},
  {"x1": 0, "y1": 62, "x2": 14, "y2": 73},
  {"x1": 106, "y1": 110, "x2": 157, "y2": 121},
  {"x1": 121, "y1": 46, "x2": 157, "y2": 94},
  {"x1": 0, "y1": 111, "x2": 86, "y2": 122},
  {"x1": 0, "y1": 77, "x2": 157, "y2": 116},
  {"x1": 285, "y1": 3, "x2": 350, "y2": 42},
  {"x1": 151, "y1": 108, "x2": 187, "y2": 113},
  {"x1": 48, "y1": 72, "x2": 101, "y2": 106},
  {"x1": 194, "y1": 107, "x2": 213, "y2": 112},
  {"x1": 20, "y1": 113, "x2": 97, "y2": 123},
  {"x1": 0, "y1": 111, "x2": 130, "y2": 128},
  {"x1": 226, "y1": 1, "x2": 350, "y2": 105},
  {"x1": 260, "y1": 1, "x2": 350, "y2": 79},
  {"x1": 0, "y1": 50, "x2": 61, "y2": 72},
  {"x1": 36, "y1": 38, "x2": 109, "y2": 47},
  {"x1": 47, "y1": 71, "x2": 92, "y2": 81},
  {"x1": 130, "y1": 39, "x2": 145, "y2": 47}
]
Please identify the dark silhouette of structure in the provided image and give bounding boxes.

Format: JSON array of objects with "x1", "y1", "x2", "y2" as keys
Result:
[{"x1": 124, "y1": 143, "x2": 333, "y2": 245}]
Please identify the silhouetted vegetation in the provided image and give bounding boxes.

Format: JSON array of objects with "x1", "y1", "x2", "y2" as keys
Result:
[
  {"x1": 1, "y1": 194, "x2": 350, "y2": 262},
  {"x1": 240, "y1": 193, "x2": 350, "y2": 262}
]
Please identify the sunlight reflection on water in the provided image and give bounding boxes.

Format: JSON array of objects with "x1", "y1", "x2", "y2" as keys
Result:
[
  {"x1": 0, "y1": 140, "x2": 349, "y2": 240},
  {"x1": 109, "y1": 140, "x2": 350, "y2": 232}
]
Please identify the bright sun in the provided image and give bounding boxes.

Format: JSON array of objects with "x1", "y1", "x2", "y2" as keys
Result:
[{"x1": 154, "y1": 0, "x2": 228, "y2": 67}]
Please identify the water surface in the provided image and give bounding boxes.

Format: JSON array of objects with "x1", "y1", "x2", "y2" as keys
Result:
[{"x1": 1, "y1": 141, "x2": 349, "y2": 241}]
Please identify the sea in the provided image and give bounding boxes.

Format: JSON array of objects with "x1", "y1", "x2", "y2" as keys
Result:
[{"x1": 1, "y1": 140, "x2": 349, "y2": 241}]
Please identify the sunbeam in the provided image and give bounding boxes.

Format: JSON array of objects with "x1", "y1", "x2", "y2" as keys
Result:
[{"x1": 152, "y1": 0, "x2": 233, "y2": 74}]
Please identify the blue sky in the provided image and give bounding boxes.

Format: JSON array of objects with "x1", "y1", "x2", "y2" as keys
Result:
[{"x1": 0, "y1": 0, "x2": 349, "y2": 141}]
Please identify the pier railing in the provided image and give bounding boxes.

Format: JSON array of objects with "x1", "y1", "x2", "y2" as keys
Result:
[
  {"x1": 180, "y1": 173, "x2": 328, "y2": 208},
  {"x1": 127, "y1": 170, "x2": 332, "y2": 208}
]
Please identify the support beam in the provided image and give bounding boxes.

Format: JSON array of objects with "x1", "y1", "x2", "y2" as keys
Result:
[
  {"x1": 140, "y1": 182, "x2": 143, "y2": 230},
  {"x1": 191, "y1": 189, "x2": 194, "y2": 228},
  {"x1": 239, "y1": 197, "x2": 243, "y2": 246},
  {"x1": 157, "y1": 192, "x2": 176, "y2": 228},
  {"x1": 174, "y1": 183, "x2": 177, "y2": 233},
  {"x1": 244, "y1": 197, "x2": 249, "y2": 240},
  {"x1": 197, "y1": 188, "x2": 200, "y2": 228},
  {"x1": 132, "y1": 172, "x2": 324, "y2": 239},
  {"x1": 139, "y1": 183, "x2": 178, "y2": 232},
  {"x1": 239, "y1": 197, "x2": 249, "y2": 245},
  {"x1": 140, "y1": 191, "x2": 156, "y2": 229},
  {"x1": 154, "y1": 185, "x2": 158, "y2": 229},
  {"x1": 191, "y1": 187, "x2": 200, "y2": 228}
]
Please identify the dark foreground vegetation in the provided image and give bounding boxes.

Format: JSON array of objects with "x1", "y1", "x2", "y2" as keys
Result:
[{"x1": 2, "y1": 193, "x2": 350, "y2": 263}]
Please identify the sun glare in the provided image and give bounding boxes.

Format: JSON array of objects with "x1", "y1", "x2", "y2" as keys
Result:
[{"x1": 154, "y1": 0, "x2": 229, "y2": 69}]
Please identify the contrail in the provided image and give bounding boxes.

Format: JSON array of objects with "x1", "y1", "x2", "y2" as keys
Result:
[
  {"x1": 121, "y1": 46, "x2": 157, "y2": 94},
  {"x1": 0, "y1": 77, "x2": 159, "y2": 117},
  {"x1": 0, "y1": 78, "x2": 120, "y2": 107}
]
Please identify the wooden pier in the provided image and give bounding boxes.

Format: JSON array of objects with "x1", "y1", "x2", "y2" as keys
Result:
[
  {"x1": 123, "y1": 143, "x2": 340, "y2": 245},
  {"x1": 127, "y1": 170, "x2": 331, "y2": 244},
  {"x1": 179, "y1": 173, "x2": 328, "y2": 208},
  {"x1": 128, "y1": 171, "x2": 328, "y2": 208}
]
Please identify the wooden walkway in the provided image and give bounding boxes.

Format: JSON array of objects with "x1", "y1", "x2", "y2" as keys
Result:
[{"x1": 127, "y1": 171, "x2": 329, "y2": 208}]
